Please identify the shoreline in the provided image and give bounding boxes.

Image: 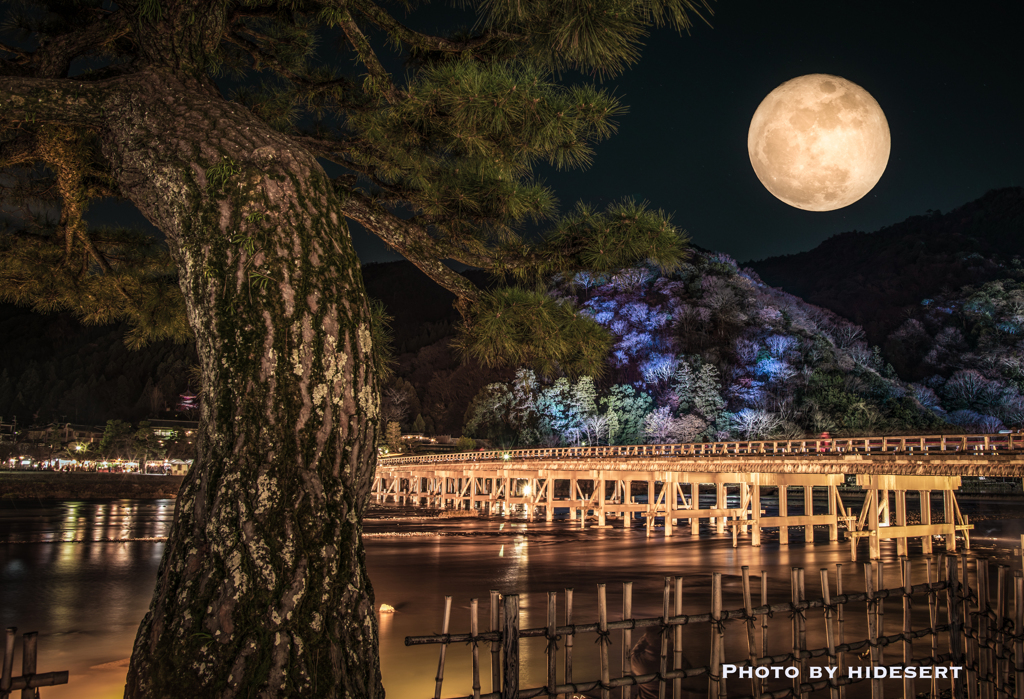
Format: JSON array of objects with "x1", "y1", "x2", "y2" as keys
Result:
[{"x1": 0, "y1": 471, "x2": 184, "y2": 500}]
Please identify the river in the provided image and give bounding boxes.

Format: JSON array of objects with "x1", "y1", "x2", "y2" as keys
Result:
[{"x1": 2, "y1": 498, "x2": 1022, "y2": 698}]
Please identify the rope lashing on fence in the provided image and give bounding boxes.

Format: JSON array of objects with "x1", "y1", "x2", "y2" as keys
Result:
[{"x1": 413, "y1": 555, "x2": 1024, "y2": 699}]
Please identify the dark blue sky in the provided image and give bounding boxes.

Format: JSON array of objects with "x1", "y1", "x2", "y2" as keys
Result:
[{"x1": 90, "y1": 0, "x2": 1024, "y2": 264}]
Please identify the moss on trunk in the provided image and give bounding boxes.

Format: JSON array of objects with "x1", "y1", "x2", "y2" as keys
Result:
[{"x1": 97, "y1": 71, "x2": 385, "y2": 698}]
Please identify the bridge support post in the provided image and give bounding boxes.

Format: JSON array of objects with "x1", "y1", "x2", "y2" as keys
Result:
[
  {"x1": 570, "y1": 476, "x2": 578, "y2": 521},
  {"x1": 827, "y1": 486, "x2": 838, "y2": 542},
  {"x1": 895, "y1": 490, "x2": 908, "y2": 557},
  {"x1": 715, "y1": 483, "x2": 725, "y2": 534},
  {"x1": 690, "y1": 483, "x2": 699, "y2": 537},
  {"x1": 920, "y1": 491, "x2": 932, "y2": 554},
  {"x1": 751, "y1": 484, "x2": 761, "y2": 547},
  {"x1": 778, "y1": 485, "x2": 789, "y2": 546},
  {"x1": 804, "y1": 485, "x2": 814, "y2": 543},
  {"x1": 546, "y1": 475, "x2": 554, "y2": 522},
  {"x1": 944, "y1": 491, "x2": 956, "y2": 552},
  {"x1": 664, "y1": 474, "x2": 674, "y2": 538}
]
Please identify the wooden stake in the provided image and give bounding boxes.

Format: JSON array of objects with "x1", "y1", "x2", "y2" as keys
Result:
[
  {"x1": 471, "y1": 599, "x2": 481, "y2": 699},
  {"x1": 796, "y1": 568, "x2": 808, "y2": 698},
  {"x1": 963, "y1": 556, "x2": 977, "y2": 699},
  {"x1": 710, "y1": 572, "x2": 726, "y2": 699},
  {"x1": 598, "y1": 584, "x2": 610, "y2": 699},
  {"x1": 1014, "y1": 572, "x2": 1023, "y2": 699},
  {"x1": 491, "y1": 591, "x2": 501, "y2": 694},
  {"x1": 820, "y1": 568, "x2": 839, "y2": 699},
  {"x1": 434, "y1": 596, "x2": 452, "y2": 699},
  {"x1": 836, "y1": 564, "x2": 846, "y2": 699},
  {"x1": 864, "y1": 563, "x2": 883, "y2": 699},
  {"x1": 546, "y1": 592, "x2": 557, "y2": 698},
  {"x1": 927, "y1": 558, "x2": 939, "y2": 699},
  {"x1": 875, "y1": 561, "x2": 885, "y2": 664},
  {"x1": 2, "y1": 627, "x2": 14, "y2": 694},
  {"x1": 977, "y1": 558, "x2": 991, "y2": 699},
  {"x1": 565, "y1": 588, "x2": 574, "y2": 690},
  {"x1": 760, "y1": 572, "x2": 769, "y2": 696},
  {"x1": 900, "y1": 558, "x2": 914, "y2": 699},
  {"x1": 741, "y1": 567, "x2": 761, "y2": 699},
  {"x1": 946, "y1": 556, "x2": 967, "y2": 699},
  {"x1": 622, "y1": 582, "x2": 633, "y2": 699},
  {"x1": 502, "y1": 594, "x2": 520, "y2": 699},
  {"x1": 995, "y1": 566, "x2": 1008, "y2": 696},
  {"x1": 673, "y1": 576, "x2": 683, "y2": 699},
  {"x1": 659, "y1": 577, "x2": 670, "y2": 699}
]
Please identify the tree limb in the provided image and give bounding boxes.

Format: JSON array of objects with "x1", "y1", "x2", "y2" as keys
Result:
[
  {"x1": 349, "y1": 0, "x2": 523, "y2": 53},
  {"x1": 0, "y1": 75, "x2": 121, "y2": 127},
  {"x1": 339, "y1": 192, "x2": 482, "y2": 307}
]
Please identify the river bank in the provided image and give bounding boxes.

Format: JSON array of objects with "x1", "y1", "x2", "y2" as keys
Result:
[{"x1": 0, "y1": 471, "x2": 184, "y2": 500}]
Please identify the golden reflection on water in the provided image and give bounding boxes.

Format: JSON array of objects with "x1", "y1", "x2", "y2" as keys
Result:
[{"x1": 4, "y1": 502, "x2": 1023, "y2": 698}]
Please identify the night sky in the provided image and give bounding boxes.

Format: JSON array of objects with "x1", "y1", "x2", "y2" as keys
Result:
[{"x1": 89, "y1": 0, "x2": 1024, "y2": 266}]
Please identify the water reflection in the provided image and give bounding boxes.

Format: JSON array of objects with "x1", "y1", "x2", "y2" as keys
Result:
[{"x1": 1, "y1": 500, "x2": 1022, "y2": 698}]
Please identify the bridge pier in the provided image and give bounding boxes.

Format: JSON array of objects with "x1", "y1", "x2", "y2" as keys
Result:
[{"x1": 849, "y1": 475, "x2": 973, "y2": 560}]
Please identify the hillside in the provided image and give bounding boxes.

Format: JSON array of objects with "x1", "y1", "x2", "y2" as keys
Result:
[
  {"x1": 463, "y1": 252, "x2": 947, "y2": 448},
  {"x1": 748, "y1": 188, "x2": 1024, "y2": 345}
]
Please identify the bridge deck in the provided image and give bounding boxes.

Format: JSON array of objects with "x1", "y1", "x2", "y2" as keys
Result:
[{"x1": 373, "y1": 434, "x2": 1024, "y2": 560}]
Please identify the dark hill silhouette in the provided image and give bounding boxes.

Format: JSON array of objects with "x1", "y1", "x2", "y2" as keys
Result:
[{"x1": 747, "y1": 188, "x2": 1024, "y2": 345}]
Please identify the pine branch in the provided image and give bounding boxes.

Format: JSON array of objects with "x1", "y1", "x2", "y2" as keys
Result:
[
  {"x1": 348, "y1": 0, "x2": 524, "y2": 54},
  {"x1": 0, "y1": 74, "x2": 122, "y2": 127},
  {"x1": 338, "y1": 191, "x2": 483, "y2": 306}
]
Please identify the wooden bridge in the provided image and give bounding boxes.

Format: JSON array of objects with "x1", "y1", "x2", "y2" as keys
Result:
[{"x1": 373, "y1": 433, "x2": 1024, "y2": 560}]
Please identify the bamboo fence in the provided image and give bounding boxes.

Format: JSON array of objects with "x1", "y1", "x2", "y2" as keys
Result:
[
  {"x1": 407, "y1": 554, "x2": 1024, "y2": 699},
  {"x1": 0, "y1": 627, "x2": 68, "y2": 698}
]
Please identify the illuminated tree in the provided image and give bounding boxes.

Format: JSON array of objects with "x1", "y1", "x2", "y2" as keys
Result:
[{"x1": 0, "y1": 1, "x2": 704, "y2": 694}]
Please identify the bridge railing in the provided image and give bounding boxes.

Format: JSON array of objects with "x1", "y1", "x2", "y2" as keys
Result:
[{"x1": 378, "y1": 432, "x2": 1024, "y2": 467}]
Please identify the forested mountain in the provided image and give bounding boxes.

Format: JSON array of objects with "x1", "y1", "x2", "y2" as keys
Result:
[
  {"x1": 461, "y1": 252, "x2": 947, "y2": 448},
  {"x1": 748, "y1": 188, "x2": 1024, "y2": 344}
]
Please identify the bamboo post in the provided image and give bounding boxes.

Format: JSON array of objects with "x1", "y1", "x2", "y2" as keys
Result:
[
  {"x1": 673, "y1": 576, "x2": 683, "y2": 699},
  {"x1": 546, "y1": 592, "x2": 557, "y2": 698},
  {"x1": 760, "y1": 572, "x2": 769, "y2": 696},
  {"x1": 659, "y1": 577, "x2": 670, "y2": 699},
  {"x1": 1014, "y1": 572, "x2": 1023, "y2": 699},
  {"x1": 797, "y1": 568, "x2": 808, "y2": 698},
  {"x1": 564, "y1": 588, "x2": 574, "y2": 690},
  {"x1": 491, "y1": 591, "x2": 501, "y2": 694},
  {"x1": 875, "y1": 561, "x2": 885, "y2": 664},
  {"x1": 434, "y1": 596, "x2": 452, "y2": 699},
  {"x1": 836, "y1": 564, "x2": 846, "y2": 699},
  {"x1": 865, "y1": 563, "x2": 883, "y2": 699},
  {"x1": 710, "y1": 572, "x2": 726, "y2": 699},
  {"x1": 1, "y1": 627, "x2": 13, "y2": 694},
  {"x1": 622, "y1": 582, "x2": 632, "y2": 699},
  {"x1": 963, "y1": 556, "x2": 977, "y2": 699},
  {"x1": 21, "y1": 632, "x2": 36, "y2": 699},
  {"x1": 928, "y1": 559, "x2": 939, "y2": 699},
  {"x1": 471, "y1": 599, "x2": 481, "y2": 699},
  {"x1": 977, "y1": 558, "x2": 991, "y2": 699},
  {"x1": 502, "y1": 594, "x2": 520, "y2": 699},
  {"x1": 995, "y1": 566, "x2": 1007, "y2": 695},
  {"x1": 820, "y1": 568, "x2": 839, "y2": 699},
  {"x1": 598, "y1": 584, "x2": 611, "y2": 699},
  {"x1": 741, "y1": 567, "x2": 761, "y2": 699},
  {"x1": 901, "y1": 558, "x2": 914, "y2": 699},
  {"x1": 946, "y1": 556, "x2": 967, "y2": 699}
]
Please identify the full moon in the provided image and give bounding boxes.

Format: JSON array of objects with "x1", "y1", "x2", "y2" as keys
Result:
[{"x1": 747, "y1": 74, "x2": 890, "y2": 211}]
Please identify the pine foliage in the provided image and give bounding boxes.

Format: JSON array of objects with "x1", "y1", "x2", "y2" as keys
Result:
[{"x1": 0, "y1": 0, "x2": 707, "y2": 372}]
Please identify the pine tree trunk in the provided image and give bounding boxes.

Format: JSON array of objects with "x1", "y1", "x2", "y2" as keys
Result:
[{"x1": 96, "y1": 71, "x2": 384, "y2": 698}]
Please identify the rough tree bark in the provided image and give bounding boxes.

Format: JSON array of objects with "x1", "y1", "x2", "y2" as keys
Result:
[
  {"x1": 0, "y1": 65, "x2": 386, "y2": 695},
  {"x1": 105, "y1": 70, "x2": 384, "y2": 698}
]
